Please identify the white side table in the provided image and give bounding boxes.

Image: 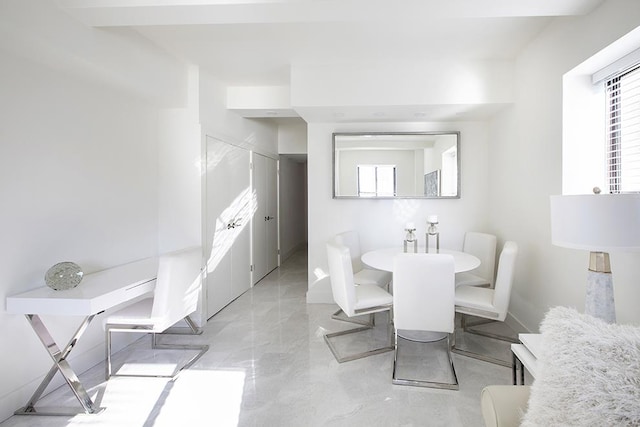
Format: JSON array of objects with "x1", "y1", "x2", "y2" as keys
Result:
[{"x1": 511, "y1": 333, "x2": 541, "y2": 385}]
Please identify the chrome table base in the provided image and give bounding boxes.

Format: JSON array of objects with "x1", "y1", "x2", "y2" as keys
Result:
[{"x1": 15, "y1": 314, "x2": 105, "y2": 416}]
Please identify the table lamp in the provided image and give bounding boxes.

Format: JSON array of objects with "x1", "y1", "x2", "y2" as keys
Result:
[{"x1": 550, "y1": 192, "x2": 640, "y2": 323}]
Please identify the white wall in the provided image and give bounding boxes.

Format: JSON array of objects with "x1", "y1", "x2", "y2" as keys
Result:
[
  {"x1": 0, "y1": 6, "x2": 175, "y2": 420},
  {"x1": 488, "y1": 0, "x2": 640, "y2": 330},
  {"x1": 307, "y1": 121, "x2": 490, "y2": 302},
  {"x1": 278, "y1": 121, "x2": 308, "y2": 154},
  {"x1": 158, "y1": 109, "x2": 202, "y2": 255},
  {"x1": 198, "y1": 71, "x2": 279, "y2": 157}
]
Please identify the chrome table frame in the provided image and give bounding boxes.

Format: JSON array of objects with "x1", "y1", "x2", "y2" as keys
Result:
[
  {"x1": 7, "y1": 257, "x2": 158, "y2": 416},
  {"x1": 15, "y1": 314, "x2": 104, "y2": 416}
]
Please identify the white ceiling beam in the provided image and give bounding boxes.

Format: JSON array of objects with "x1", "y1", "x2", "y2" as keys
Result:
[{"x1": 56, "y1": 0, "x2": 604, "y2": 27}]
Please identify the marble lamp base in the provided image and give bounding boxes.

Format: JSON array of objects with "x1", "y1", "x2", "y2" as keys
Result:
[{"x1": 585, "y1": 270, "x2": 616, "y2": 324}]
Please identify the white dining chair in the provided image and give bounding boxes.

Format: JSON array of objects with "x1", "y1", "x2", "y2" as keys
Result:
[
  {"x1": 455, "y1": 232, "x2": 497, "y2": 288},
  {"x1": 105, "y1": 247, "x2": 209, "y2": 379},
  {"x1": 329, "y1": 231, "x2": 392, "y2": 325},
  {"x1": 333, "y1": 230, "x2": 392, "y2": 288},
  {"x1": 392, "y1": 253, "x2": 458, "y2": 389},
  {"x1": 324, "y1": 240, "x2": 394, "y2": 363},
  {"x1": 452, "y1": 241, "x2": 518, "y2": 366}
]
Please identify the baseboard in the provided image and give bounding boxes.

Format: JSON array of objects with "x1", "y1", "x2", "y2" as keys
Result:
[{"x1": 505, "y1": 312, "x2": 532, "y2": 334}]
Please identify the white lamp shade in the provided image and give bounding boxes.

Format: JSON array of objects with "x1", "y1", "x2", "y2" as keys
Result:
[{"x1": 550, "y1": 194, "x2": 640, "y2": 252}]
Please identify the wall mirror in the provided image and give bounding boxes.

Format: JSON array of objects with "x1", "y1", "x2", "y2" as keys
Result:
[{"x1": 333, "y1": 131, "x2": 460, "y2": 199}]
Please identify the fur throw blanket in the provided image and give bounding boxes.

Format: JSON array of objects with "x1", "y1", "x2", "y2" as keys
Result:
[{"x1": 521, "y1": 306, "x2": 640, "y2": 427}]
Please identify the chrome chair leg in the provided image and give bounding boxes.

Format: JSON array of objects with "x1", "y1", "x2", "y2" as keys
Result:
[
  {"x1": 460, "y1": 315, "x2": 519, "y2": 343},
  {"x1": 392, "y1": 333, "x2": 459, "y2": 390},
  {"x1": 451, "y1": 314, "x2": 515, "y2": 367},
  {"x1": 324, "y1": 313, "x2": 393, "y2": 363},
  {"x1": 331, "y1": 308, "x2": 375, "y2": 327},
  {"x1": 106, "y1": 315, "x2": 209, "y2": 380},
  {"x1": 162, "y1": 315, "x2": 205, "y2": 335}
]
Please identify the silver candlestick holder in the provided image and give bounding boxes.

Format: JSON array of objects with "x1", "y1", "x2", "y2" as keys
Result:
[
  {"x1": 426, "y1": 219, "x2": 440, "y2": 253},
  {"x1": 404, "y1": 228, "x2": 418, "y2": 253}
]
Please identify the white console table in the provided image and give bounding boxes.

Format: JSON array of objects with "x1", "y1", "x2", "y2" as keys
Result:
[
  {"x1": 511, "y1": 333, "x2": 541, "y2": 385},
  {"x1": 6, "y1": 257, "x2": 158, "y2": 416}
]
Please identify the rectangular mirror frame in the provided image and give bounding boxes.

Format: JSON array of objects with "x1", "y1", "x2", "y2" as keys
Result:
[{"x1": 332, "y1": 131, "x2": 461, "y2": 199}]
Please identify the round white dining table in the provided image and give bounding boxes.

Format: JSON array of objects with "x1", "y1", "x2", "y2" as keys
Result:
[
  {"x1": 361, "y1": 247, "x2": 480, "y2": 342},
  {"x1": 361, "y1": 247, "x2": 480, "y2": 273}
]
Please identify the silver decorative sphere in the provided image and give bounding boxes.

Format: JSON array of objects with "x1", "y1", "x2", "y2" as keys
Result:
[{"x1": 45, "y1": 262, "x2": 83, "y2": 290}]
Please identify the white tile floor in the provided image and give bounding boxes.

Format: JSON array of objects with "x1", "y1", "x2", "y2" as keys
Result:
[{"x1": 1, "y1": 249, "x2": 517, "y2": 427}]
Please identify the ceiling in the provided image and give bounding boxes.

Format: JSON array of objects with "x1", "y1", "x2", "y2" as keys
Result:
[{"x1": 57, "y1": 0, "x2": 606, "y2": 122}]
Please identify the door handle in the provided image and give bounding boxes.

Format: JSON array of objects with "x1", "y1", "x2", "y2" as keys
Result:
[{"x1": 228, "y1": 217, "x2": 243, "y2": 229}]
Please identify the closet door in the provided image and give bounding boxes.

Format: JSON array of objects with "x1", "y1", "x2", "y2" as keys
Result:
[
  {"x1": 229, "y1": 153, "x2": 251, "y2": 302},
  {"x1": 252, "y1": 153, "x2": 279, "y2": 284},
  {"x1": 204, "y1": 137, "x2": 251, "y2": 318}
]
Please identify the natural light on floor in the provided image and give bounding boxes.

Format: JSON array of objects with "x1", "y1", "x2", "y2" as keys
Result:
[
  {"x1": 150, "y1": 370, "x2": 246, "y2": 427},
  {"x1": 63, "y1": 369, "x2": 247, "y2": 426},
  {"x1": 32, "y1": 367, "x2": 247, "y2": 427}
]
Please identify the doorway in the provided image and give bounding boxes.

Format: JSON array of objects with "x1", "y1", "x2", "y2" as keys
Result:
[{"x1": 278, "y1": 154, "x2": 308, "y2": 264}]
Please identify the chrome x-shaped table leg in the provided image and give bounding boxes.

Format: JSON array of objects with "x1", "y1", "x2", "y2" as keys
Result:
[{"x1": 15, "y1": 314, "x2": 105, "y2": 416}]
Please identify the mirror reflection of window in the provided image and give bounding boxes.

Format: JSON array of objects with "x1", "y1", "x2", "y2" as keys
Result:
[
  {"x1": 440, "y1": 147, "x2": 458, "y2": 197},
  {"x1": 357, "y1": 165, "x2": 396, "y2": 197}
]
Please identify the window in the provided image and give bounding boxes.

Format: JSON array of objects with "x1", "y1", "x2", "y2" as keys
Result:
[
  {"x1": 440, "y1": 146, "x2": 458, "y2": 197},
  {"x1": 357, "y1": 165, "x2": 396, "y2": 197},
  {"x1": 606, "y1": 64, "x2": 640, "y2": 193}
]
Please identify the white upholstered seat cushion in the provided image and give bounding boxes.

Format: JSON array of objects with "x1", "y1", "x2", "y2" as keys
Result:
[
  {"x1": 353, "y1": 284, "x2": 393, "y2": 311},
  {"x1": 455, "y1": 285, "x2": 494, "y2": 311},
  {"x1": 354, "y1": 268, "x2": 392, "y2": 287},
  {"x1": 455, "y1": 271, "x2": 490, "y2": 287},
  {"x1": 105, "y1": 298, "x2": 161, "y2": 329}
]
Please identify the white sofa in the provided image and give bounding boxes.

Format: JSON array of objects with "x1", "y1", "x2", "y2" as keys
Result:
[{"x1": 481, "y1": 385, "x2": 530, "y2": 427}]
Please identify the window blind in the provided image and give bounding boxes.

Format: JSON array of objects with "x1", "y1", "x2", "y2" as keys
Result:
[
  {"x1": 593, "y1": 47, "x2": 640, "y2": 84},
  {"x1": 606, "y1": 64, "x2": 640, "y2": 193}
]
